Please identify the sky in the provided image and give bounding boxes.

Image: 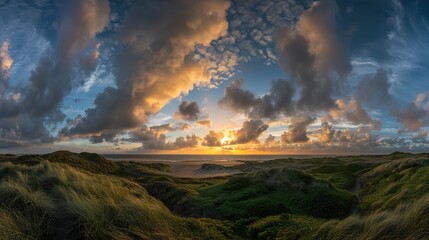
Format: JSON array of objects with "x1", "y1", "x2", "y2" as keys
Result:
[{"x1": 0, "y1": 0, "x2": 429, "y2": 154}]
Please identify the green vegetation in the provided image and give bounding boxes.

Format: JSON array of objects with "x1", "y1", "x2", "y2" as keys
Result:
[
  {"x1": 0, "y1": 160, "x2": 236, "y2": 239},
  {"x1": 0, "y1": 151, "x2": 428, "y2": 239},
  {"x1": 196, "y1": 168, "x2": 356, "y2": 219}
]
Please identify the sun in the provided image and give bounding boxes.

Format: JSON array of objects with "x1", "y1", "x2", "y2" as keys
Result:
[{"x1": 220, "y1": 133, "x2": 233, "y2": 145}]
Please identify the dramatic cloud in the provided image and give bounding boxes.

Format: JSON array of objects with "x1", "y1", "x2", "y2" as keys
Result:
[
  {"x1": 329, "y1": 97, "x2": 381, "y2": 129},
  {"x1": 317, "y1": 121, "x2": 335, "y2": 143},
  {"x1": 0, "y1": 0, "x2": 109, "y2": 146},
  {"x1": 202, "y1": 130, "x2": 224, "y2": 147},
  {"x1": 314, "y1": 121, "x2": 377, "y2": 148},
  {"x1": 276, "y1": 0, "x2": 351, "y2": 111},
  {"x1": 281, "y1": 116, "x2": 315, "y2": 143},
  {"x1": 1, "y1": 0, "x2": 428, "y2": 153},
  {"x1": 392, "y1": 92, "x2": 429, "y2": 132},
  {"x1": 63, "y1": 0, "x2": 230, "y2": 136},
  {"x1": 0, "y1": 41, "x2": 20, "y2": 119},
  {"x1": 201, "y1": 119, "x2": 268, "y2": 146},
  {"x1": 230, "y1": 119, "x2": 268, "y2": 144},
  {"x1": 0, "y1": 41, "x2": 13, "y2": 91},
  {"x1": 218, "y1": 79, "x2": 256, "y2": 113},
  {"x1": 175, "y1": 101, "x2": 201, "y2": 121},
  {"x1": 219, "y1": 79, "x2": 295, "y2": 118},
  {"x1": 264, "y1": 134, "x2": 276, "y2": 146},
  {"x1": 194, "y1": 0, "x2": 310, "y2": 82},
  {"x1": 25, "y1": 0, "x2": 110, "y2": 119},
  {"x1": 125, "y1": 125, "x2": 200, "y2": 150}
]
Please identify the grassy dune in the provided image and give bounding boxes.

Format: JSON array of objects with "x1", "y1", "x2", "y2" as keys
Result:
[
  {"x1": 0, "y1": 151, "x2": 428, "y2": 239},
  {"x1": 0, "y1": 160, "x2": 235, "y2": 240}
]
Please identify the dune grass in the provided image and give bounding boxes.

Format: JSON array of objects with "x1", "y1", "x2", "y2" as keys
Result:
[
  {"x1": 312, "y1": 193, "x2": 429, "y2": 240},
  {"x1": 1, "y1": 151, "x2": 429, "y2": 239},
  {"x1": 359, "y1": 156, "x2": 429, "y2": 213},
  {"x1": 0, "y1": 161, "x2": 236, "y2": 240}
]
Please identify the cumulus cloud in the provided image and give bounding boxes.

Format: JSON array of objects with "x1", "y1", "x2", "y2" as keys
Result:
[
  {"x1": 276, "y1": 0, "x2": 351, "y2": 111},
  {"x1": 317, "y1": 121, "x2": 335, "y2": 143},
  {"x1": 0, "y1": 0, "x2": 109, "y2": 147},
  {"x1": 264, "y1": 134, "x2": 277, "y2": 146},
  {"x1": 175, "y1": 101, "x2": 201, "y2": 121},
  {"x1": 125, "y1": 125, "x2": 200, "y2": 150},
  {"x1": 219, "y1": 78, "x2": 295, "y2": 118},
  {"x1": 25, "y1": 0, "x2": 110, "y2": 119},
  {"x1": 281, "y1": 116, "x2": 315, "y2": 143},
  {"x1": 314, "y1": 121, "x2": 377, "y2": 148},
  {"x1": 230, "y1": 119, "x2": 269, "y2": 144},
  {"x1": 201, "y1": 119, "x2": 268, "y2": 146},
  {"x1": 202, "y1": 130, "x2": 224, "y2": 147},
  {"x1": 0, "y1": 41, "x2": 13, "y2": 91},
  {"x1": 0, "y1": 41, "x2": 20, "y2": 119},
  {"x1": 63, "y1": 0, "x2": 230, "y2": 137},
  {"x1": 391, "y1": 92, "x2": 429, "y2": 132},
  {"x1": 329, "y1": 97, "x2": 381, "y2": 129}
]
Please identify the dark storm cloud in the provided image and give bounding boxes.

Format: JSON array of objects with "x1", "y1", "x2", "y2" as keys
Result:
[
  {"x1": 63, "y1": 0, "x2": 230, "y2": 137},
  {"x1": 354, "y1": 69, "x2": 393, "y2": 108},
  {"x1": 276, "y1": 0, "x2": 351, "y2": 112},
  {"x1": 281, "y1": 116, "x2": 315, "y2": 143},
  {"x1": 219, "y1": 79, "x2": 295, "y2": 119},
  {"x1": 175, "y1": 101, "x2": 201, "y2": 121},
  {"x1": 230, "y1": 119, "x2": 268, "y2": 144}
]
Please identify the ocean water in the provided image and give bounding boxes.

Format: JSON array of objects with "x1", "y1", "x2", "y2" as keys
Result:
[
  {"x1": 103, "y1": 154, "x2": 333, "y2": 165},
  {"x1": 103, "y1": 154, "x2": 337, "y2": 177}
]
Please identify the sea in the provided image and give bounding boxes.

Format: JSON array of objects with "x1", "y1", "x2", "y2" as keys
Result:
[{"x1": 103, "y1": 154, "x2": 337, "y2": 165}]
